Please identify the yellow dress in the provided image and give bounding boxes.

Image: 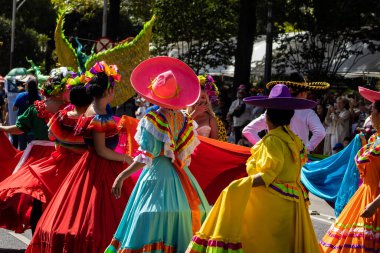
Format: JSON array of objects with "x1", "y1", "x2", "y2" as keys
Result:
[{"x1": 186, "y1": 126, "x2": 320, "y2": 253}]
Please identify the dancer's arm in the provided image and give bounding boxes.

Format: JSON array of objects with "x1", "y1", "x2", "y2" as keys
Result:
[
  {"x1": 361, "y1": 194, "x2": 380, "y2": 218},
  {"x1": 242, "y1": 113, "x2": 267, "y2": 145},
  {"x1": 0, "y1": 125, "x2": 24, "y2": 135},
  {"x1": 93, "y1": 131, "x2": 133, "y2": 164},
  {"x1": 112, "y1": 161, "x2": 145, "y2": 199}
]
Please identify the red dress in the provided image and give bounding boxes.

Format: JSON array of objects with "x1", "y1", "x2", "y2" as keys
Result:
[
  {"x1": 0, "y1": 132, "x2": 22, "y2": 182},
  {"x1": 0, "y1": 110, "x2": 86, "y2": 232},
  {"x1": 27, "y1": 114, "x2": 135, "y2": 253}
]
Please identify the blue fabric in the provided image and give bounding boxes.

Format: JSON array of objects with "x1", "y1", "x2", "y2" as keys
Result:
[
  {"x1": 14, "y1": 92, "x2": 41, "y2": 115},
  {"x1": 107, "y1": 129, "x2": 210, "y2": 252},
  {"x1": 301, "y1": 134, "x2": 362, "y2": 216}
]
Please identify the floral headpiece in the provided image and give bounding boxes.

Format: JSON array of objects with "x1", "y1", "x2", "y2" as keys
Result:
[
  {"x1": 41, "y1": 67, "x2": 74, "y2": 97},
  {"x1": 85, "y1": 61, "x2": 121, "y2": 89},
  {"x1": 66, "y1": 74, "x2": 87, "y2": 90},
  {"x1": 198, "y1": 74, "x2": 219, "y2": 103}
]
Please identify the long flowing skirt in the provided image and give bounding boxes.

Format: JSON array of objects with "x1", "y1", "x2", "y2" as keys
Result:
[
  {"x1": 187, "y1": 177, "x2": 320, "y2": 253},
  {"x1": 26, "y1": 150, "x2": 135, "y2": 253},
  {"x1": 0, "y1": 147, "x2": 83, "y2": 232},
  {"x1": 105, "y1": 156, "x2": 211, "y2": 253},
  {"x1": 320, "y1": 184, "x2": 380, "y2": 252}
]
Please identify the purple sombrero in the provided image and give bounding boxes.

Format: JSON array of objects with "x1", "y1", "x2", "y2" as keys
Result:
[{"x1": 243, "y1": 84, "x2": 316, "y2": 109}]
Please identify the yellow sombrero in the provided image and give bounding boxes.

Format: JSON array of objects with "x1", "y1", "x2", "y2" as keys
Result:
[{"x1": 266, "y1": 81, "x2": 330, "y2": 91}]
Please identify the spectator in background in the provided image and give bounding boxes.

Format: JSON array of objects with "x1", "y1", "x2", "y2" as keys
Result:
[
  {"x1": 325, "y1": 97, "x2": 350, "y2": 154},
  {"x1": 134, "y1": 96, "x2": 150, "y2": 120},
  {"x1": 314, "y1": 103, "x2": 327, "y2": 154},
  {"x1": 114, "y1": 97, "x2": 137, "y2": 118},
  {"x1": 13, "y1": 75, "x2": 41, "y2": 150},
  {"x1": 5, "y1": 75, "x2": 26, "y2": 148},
  {"x1": 332, "y1": 142, "x2": 344, "y2": 153},
  {"x1": 227, "y1": 84, "x2": 253, "y2": 144},
  {"x1": 343, "y1": 136, "x2": 351, "y2": 147}
]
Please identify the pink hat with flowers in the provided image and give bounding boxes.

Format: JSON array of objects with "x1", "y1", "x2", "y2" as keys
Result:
[{"x1": 130, "y1": 56, "x2": 200, "y2": 110}]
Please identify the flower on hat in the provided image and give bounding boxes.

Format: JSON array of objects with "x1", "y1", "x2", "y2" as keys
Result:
[
  {"x1": 85, "y1": 61, "x2": 121, "y2": 89},
  {"x1": 198, "y1": 74, "x2": 219, "y2": 104}
]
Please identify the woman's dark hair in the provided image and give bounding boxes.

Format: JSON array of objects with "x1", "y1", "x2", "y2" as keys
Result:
[
  {"x1": 70, "y1": 86, "x2": 93, "y2": 107},
  {"x1": 266, "y1": 108, "x2": 295, "y2": 127},
  {"x1": 86, "y1": 72, "x2": 109, "y2": 98},
  {"x1": 27, "y1": 79, "x2": 40, "y2": 102},
  {"x1": 287, "y1": 72, "x2": 307, "y2": 97}
]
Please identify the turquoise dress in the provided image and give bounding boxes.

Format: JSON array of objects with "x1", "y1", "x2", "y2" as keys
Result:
[{"x1": 106, "y1": 109, "x2": 211, "y2": 253}]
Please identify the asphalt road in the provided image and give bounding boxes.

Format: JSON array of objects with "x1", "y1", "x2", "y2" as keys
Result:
[{"x1": 0, "y1": 194, "x2": 334, "y2": 252}]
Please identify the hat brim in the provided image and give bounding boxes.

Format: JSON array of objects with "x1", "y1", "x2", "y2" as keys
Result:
[
  {"x1": 130, "y1": 56, "x2": 200, "y2": 110},
  {"x1": 243, "y1": 96, "x2": 316, "y2": 109},
  {"x1": 266, "y1": 81, "x2": 330, "y2": 90},
  {"x1": 358, "y1": 86, "x2": 380, "y2": 103}
]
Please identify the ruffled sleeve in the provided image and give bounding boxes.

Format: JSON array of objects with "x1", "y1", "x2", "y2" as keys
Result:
[
  {"x1": 48, "y1": 109, "x2": 85, "y2": 145},
  {"x1": 133, "y1": 128, "x2": 164, "y2": 168},
  {"x1": 87, "y1": 114, "x2": 118, "y2": 134},
  {"x1": 134, "y1": 110, "x2": 200, "y2": 168},
  {"x1": 246, "y1": 135, "x2": 285, "y2": 187}
]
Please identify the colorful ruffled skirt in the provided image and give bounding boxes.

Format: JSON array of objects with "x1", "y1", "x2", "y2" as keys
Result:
[
  {"x1": 320, "y1": 183, "x2": 380, "y2": 252},
  {"x1": 0, "y1": 146, "x2": 83, "y2": 232},
  {"x1": 186, "y1": 177, "x2": 320, "y2": 253},
  {"x1": 26, "y1": 150, "x2": 135, "y2": 253},
  {"x1": 105, "y1": 156, "x2": 211, "y2": 253}
]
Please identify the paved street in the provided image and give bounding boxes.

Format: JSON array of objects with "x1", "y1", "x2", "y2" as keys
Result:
[{"x1": 0, "y1": 194, "x2": 334, "y2": 252}]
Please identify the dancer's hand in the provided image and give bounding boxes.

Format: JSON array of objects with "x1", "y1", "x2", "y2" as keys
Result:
[
  {"x1": 112, "y1": 177, "x2": 124, "y2": 199},
  {"x1": 361, "y1": 202, "x2": 377, "y2": 218}
]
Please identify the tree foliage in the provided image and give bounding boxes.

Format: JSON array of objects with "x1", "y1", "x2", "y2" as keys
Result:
[
  {"x1": 152, "y1": 0, "x2": 238, "y2": 74},
  {"x1": 272, "y1": 0, "x2": 380, "y2": 81},
  {"x1": 0, "y1": 0, "x2": 54, "y2": 75}
]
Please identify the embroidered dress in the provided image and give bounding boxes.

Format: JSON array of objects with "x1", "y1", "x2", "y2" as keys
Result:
[
  {"x1": 320, "y1": 133, "x2": 380, "y2": 253},
  {"x1": 26, "y1": 113, "x2": 135, "y2": 253},
  {"x1": 105, "y1": 109, "x2": 211, "y2": 253},
  {"x1": 187, "y1": 126, "x2": 320, "y2": 253},
  {"x1": 0, "y1": 109, "x2": 87, "y2": 232}
]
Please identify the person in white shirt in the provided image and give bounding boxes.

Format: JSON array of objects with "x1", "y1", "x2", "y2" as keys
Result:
[{"x1": 242, "y1": 73, "x2": 329, "y2": 152}]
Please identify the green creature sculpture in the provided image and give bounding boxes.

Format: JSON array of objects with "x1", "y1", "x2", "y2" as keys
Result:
[{"x1": 55, "y1": 9, "x2": 155, "y2": 107}]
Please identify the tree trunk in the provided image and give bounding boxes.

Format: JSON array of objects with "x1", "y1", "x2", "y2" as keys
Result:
[
  {"x1": 108, "y1": 0, "x2": 121, "y2": 41},
  {"x1": 233, "y1": 0, "x2": 257, "y2": 90}
]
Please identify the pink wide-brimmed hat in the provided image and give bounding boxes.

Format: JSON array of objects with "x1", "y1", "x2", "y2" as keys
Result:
[
  {"x1": 243, "y1": 84, "x2": 316, "y2": 109},
  {"x1": 130, "y1": 56, "x2": 200, "y2": 110},
  {"x1": 358, "y1": 86, "x2": 380, "y2": 103}
]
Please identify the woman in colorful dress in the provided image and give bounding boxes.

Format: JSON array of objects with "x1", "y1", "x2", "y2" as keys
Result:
[
  {"x1": 187, "y1": 74, "x2": 227, "y2": 141},
  {"x1": 27, "y1": 61, "x2": 135, "y2": 253},
  {"x1": 187, "y1": 84, "x2": 320, "y2": 253},
  {"x1": 0, "y1": 68, "x2": 71, "y2": 182},
  {"x1": 320, "y1": 86, "x2": 380, "y2": 252},
  {"x1": 105, "y1": 56, "x2": 210, "y2": 253},
  {"x1": 0, "y1": 79, "x2": 93, "y2": 233}
]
